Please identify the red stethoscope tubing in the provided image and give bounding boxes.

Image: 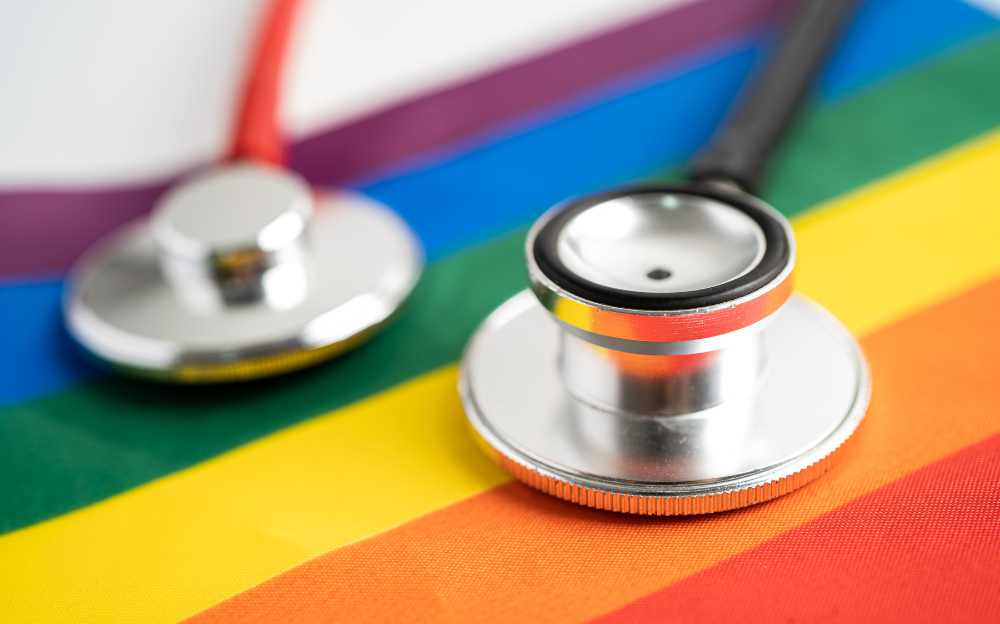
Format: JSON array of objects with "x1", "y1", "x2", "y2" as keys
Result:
[{"x1": 228, "y1": 0, "x2": 303, "y2": 166}]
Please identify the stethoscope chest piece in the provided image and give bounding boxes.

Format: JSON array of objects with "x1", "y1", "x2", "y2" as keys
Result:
[
  {"x1": 460, "y1": 186, "x2": 869, "y2": 514},
  {"x1": 64, "y1": 163, "x2": 423, "y2": 382}
]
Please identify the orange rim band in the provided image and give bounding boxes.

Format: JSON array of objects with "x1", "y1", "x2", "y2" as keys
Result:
[{"x1": 546, "y1": 272, "x2": 793, "y2": 341}]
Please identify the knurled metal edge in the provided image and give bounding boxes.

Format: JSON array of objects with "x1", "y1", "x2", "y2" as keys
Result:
[
  {"x1": 470, "y1": 421, "x2": 859, "y2": 515},
  {"x1": 458, "y1": 292, "x2": 871, "y2": 515}
]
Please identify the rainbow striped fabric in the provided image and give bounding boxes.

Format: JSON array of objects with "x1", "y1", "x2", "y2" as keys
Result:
[{"x1": 2, "y1": 0, "x2": 1000, "y2": 621}]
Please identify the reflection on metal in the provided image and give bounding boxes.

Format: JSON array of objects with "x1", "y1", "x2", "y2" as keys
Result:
[
  {"x1": 460, "y1": 189, "x2": 869, "y2": 515},
  {"x1": 556, "y1": 193, "x2": 765, "y2": 293},
  {"x1": 64, "y1": 164, "x2": 423, "y2": 382},
  {"x1": 152, "y1": 165, "x2": 315, "y2": 314},
  {"x1": 530, "y1": 191, "x2": 794, "y2": 343},
  {"x1": 559, "y1": 329, "x2": 765, "y2": 417}
]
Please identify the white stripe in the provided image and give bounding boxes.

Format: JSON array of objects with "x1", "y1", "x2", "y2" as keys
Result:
[
  {"x1": 0, "y1": 0, "x2": 262, "y2": 187},
  {"x1": 284, "y1": 0, "x2": 695, "y2": 138},
  {"x1": 963, "y1": 0, "x2": 1000, "y2": 17},
  {"x1": 0, "y1": 0, "x2": 692, "y2": 188}
]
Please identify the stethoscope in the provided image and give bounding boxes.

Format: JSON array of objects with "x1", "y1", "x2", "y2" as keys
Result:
[
  {"x1": 63, "y1": 0, "x2": 423, "y2": 382},
  {"x1": 460, "y1": 0, "x2": 870, "y2": 514}
]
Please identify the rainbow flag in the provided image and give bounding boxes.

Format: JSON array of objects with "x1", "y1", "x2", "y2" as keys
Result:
[{"x1": 2, "y1": 0, "x2": 1000, "y2": 620}]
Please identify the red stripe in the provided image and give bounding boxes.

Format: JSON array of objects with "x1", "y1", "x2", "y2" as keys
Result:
[
  {"x1": 592, "y1": 434, "x2": 1000, "y2": 624},
  {"x1": 182, "y1": 265, "x2": 1000, "y2": 624}
]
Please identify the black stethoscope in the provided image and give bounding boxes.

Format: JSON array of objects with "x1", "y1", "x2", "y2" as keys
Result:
[
  {"x1": 460, "y1": 0, "x2": 870, "y2": 515},
  {"x1": 63, "y1": 0, "x2": 424, "y2": 382}
]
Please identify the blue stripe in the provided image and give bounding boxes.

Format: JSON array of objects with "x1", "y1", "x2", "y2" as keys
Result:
[
  {"x1": 822, "y1": 0, "x2": 999, "y2": 97},
  {"x1": 0, "y1": 280, "x2": 100, "y2": 407},
  {"x1": 370, "y1": 0, "x2": 1000, "y2": 262},
  {"x1": 368, "y1": 37, "x2": 758, "y2": 262},
  {"x1": 0, "y1": 0, "x2": 995, "y2": 408}
]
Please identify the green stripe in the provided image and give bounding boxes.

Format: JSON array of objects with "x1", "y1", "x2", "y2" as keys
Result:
[
  {"x1": 3, "y1": 31, "x2": 1000, "y2": 535},
  {"x1": 0, "y1": 232, "x2": 528, "y2": 534},
  {"x1": 766, "y1": 32, "x2": 1000, "y2": 213}
]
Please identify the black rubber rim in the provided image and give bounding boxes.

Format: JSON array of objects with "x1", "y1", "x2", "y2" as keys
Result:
[{"x1": 532, "y1": 184, "x2": 789, "y2": 311}]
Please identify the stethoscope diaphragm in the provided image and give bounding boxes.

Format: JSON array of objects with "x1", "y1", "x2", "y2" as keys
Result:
[
  {"x1": 459, "y1": 0, "x2": 865, "y2": 515},
  {"x1": 460, "y1": 187, "x2": 869, "y2": 514},
  {"x1": 64, "y1": 164, "x2": 422, "y2": 382},
  {"x1": 62, "y1": 0, "x2": 424, "y2": 382}
]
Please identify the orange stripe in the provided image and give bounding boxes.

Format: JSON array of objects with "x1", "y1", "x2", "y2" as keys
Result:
[{"x1": 186, "y1": 274, "x2": 1000, "y2": 623}]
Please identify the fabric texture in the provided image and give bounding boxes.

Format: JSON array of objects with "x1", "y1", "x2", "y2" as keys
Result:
[
  {"x1": 0, "y1": 0, "x2": 999, "y2": 621},
  {"x1": 182, "y1": 277, "x2": 1000, "y2": 623}
]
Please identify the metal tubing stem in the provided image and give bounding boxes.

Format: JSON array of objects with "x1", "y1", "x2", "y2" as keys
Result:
[{"x1": 690, "y1": 0, "x2": 859, "y2": 192}]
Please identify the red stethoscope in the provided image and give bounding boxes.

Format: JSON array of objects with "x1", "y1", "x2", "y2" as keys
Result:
[{"x1": 63, "y1": 0, "x2": 424, "y2": 383}]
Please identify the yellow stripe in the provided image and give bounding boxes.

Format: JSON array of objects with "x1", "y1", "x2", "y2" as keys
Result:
[
  {"x1": 0, "y1": 368, "x2": 509, "y2": 622},
  {"x1": 794, "y1": 127, "x2": 1000, "y2": 334},
  {"x1": 2, "y1": 128, "x2": 1000, "y2": 623}
]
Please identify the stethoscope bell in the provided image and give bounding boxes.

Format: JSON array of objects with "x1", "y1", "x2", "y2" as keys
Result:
[
  {"x1": 64, "y1": 163, "x2": 422, "y2": 382},
  {"x1": 459, "y1": 186, "x2": 869, "y2": 514}
]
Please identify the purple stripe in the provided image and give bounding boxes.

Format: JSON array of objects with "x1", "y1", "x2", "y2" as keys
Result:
[
  {"x1": 0, "y1": 0, "x2": 779, "y2": 279},
  {"x1": 289, "y1": 0, "x2": 782, "y2": 185},
  {"x1": 0, "y1": 182, "x2": 172, "y2": 278}
]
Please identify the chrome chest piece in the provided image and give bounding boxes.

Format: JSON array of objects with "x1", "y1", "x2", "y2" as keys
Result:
[
  {"x1": 460, "y1": 0, "x2": 866, "y2": 515},
  {"x1": 62, "y1": 0, "x2": 425, "y2": 383},
  {"x1": 64, "y1": 164, "x2": 422, "y2": 382},
  {"x1": 460, "y1": 186, "x2": 869, "y2": 514}
]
